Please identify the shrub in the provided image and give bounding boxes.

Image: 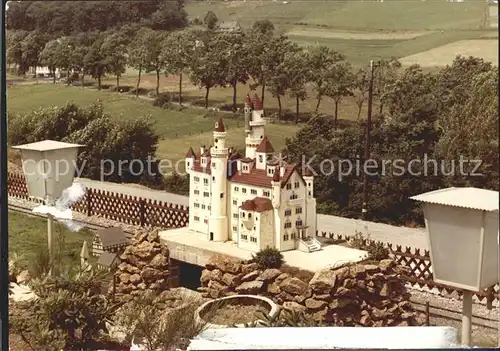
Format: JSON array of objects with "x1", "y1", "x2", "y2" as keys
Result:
[
  {"x1": 10, "y1": 269, "x2": 120, "y2": 350},
  {"x1": 367, "y1": 242, "x2": 390, "y2": 261},
  {"x1": 152, "y1": 93, "x2": 172, "y2": 107},
  {"x1": 250, "y1": 246, "x2": 284, "y2": 269}
]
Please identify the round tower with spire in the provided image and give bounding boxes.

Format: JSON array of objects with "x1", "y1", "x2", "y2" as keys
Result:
[{"x1": 209, "y1": 117, "x2": 229, "y2": 242}]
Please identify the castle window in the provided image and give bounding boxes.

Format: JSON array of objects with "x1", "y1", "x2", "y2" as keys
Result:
[
  {"x1": 286, "y1": 184, "x2": 292, "y2": 190},
  {"x1": 259, "y1": 155, "x2": 263, "y2": 163},
  {"x1": 233, "y1": 200, "x2": 237, "y2": 205},
  {"x1": 251, "y1": 189, "x2": 257, "y2": 195},
  {"x1": 296, "y1": 220, "x2": 303, "y2": 227},
  {"x1": 212, "y1": 176, "x2": 215, "y2": 182},
  {"x1": 291, "y1": 232, "x2": 296, "y2": 239},
  {"x1": 250, "y1": 237, "x2": 257, "y2": 243},
  {"x1": 201, "y1": 204, "x2": 206, "y2": 209},
  {"x1": 194, "y1": 176, "x2": 200, "y2": 182},
  {"x1": 212, "y1": 162, "x2": 216, "y2": 169},
  {"x1": 253, "y1": 226, "x2": 256, "y2": 231},
  {"x1": 194, "y1": 216, "x2": 200, "y2": 222},
  {"x1": 308, "y1": 183, "x2": 311, "y2": 186},
  {"x1": 294, "y1": 182, "x2": 300, "y2": 188},
  {"x1": 234, "y1": 186, "x2": 239, "y2": 192},
  {"x1": 242, "y1": 188, "x2": 247, "y2": 194},
  {"x1": 241, "y1": 212, "x2": 245, "y2": 218},
  {"x1": 283, "y1": 234, "x2": 289, "y2": 241},
  {"x1": 203, "y1": 191, "x2": 209, "y2": 197},
  {"x1": 194, "y1": 190, "x2": 200, "y2": 195},
  {"x1": 194, "y1": 203, "x2": 200, "y2": 208},
  {"x1": 204, "y1": 178, "x2": 209, "y2": 185},
  {"x1": 215, "y1": 138, "x2": 218, "y2": 143},
  {"x1": 255, "y1": 216, "x2": 258, "y2": 221},
  {"x1": 204, "y1": 219, "x2": 208, "y2": 224},
  {"x1": 284, "y1": 209, "x2": 291, "y2": 216},
  {"x1": 208, "y1": 205, "x2": 211, "y2": 210},
  {"x1": 290, "y1": 193, "x2": 298, "y2": 200},
  {"x1": 309, "y1": 191, "x2": 311, "y2": 196},
  {"x1": 220, "y1": 193, "x2": 224, "y2": 199},
  {"x1": 263, "y1": 190, "x2": 270, "y2": 197},
  {"x1": 284, "y1": 221, "x2": 292, "y2": 229},
  {"x1": 248, "y1": 213, "x2": 252, "y2": 219},
  {"x1": 233, "y1": 226, "x2": 237, "y2": 231},
  {"x1": 241, "y1": 234, "x2": 248, "y2": 240},
  {"x1": 296, "y1": 207, "x2": 302, "y2": 214},
  {"x1": 233, "y1": 213, "x2": 238, "y2": 219}
]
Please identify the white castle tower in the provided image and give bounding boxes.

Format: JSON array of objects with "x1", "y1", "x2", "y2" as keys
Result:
[
  {"x1": 245, "y1": 92, "x2": 266, "y2": 159},
  {"x1": 208, "y1": 117, "x2": 229, "y2": 241}
]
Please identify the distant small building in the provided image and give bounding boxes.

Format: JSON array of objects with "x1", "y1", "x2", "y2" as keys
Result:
[
  {"x1": 97, "y1": 251, "x2": 120, "y2": 271},
  {"x1": 28, "y1": 66, "x2": 62, "y2": 78},
  {"x1": 217, "y1": 21, "x2": 242, "y2": 33},
  {"x1": 92, "y1": 226, "x2": 129, "y2": 257}
]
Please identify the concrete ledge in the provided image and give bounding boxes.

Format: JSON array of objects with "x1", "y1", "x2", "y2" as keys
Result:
[{"x1": 187, "y1": 326, "x2": 458, "y2": 350}]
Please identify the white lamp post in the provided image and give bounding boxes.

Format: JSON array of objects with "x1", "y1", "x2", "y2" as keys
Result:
[
  {"x1": 12, "y1": 140, "x2": 84, "y2": 276},
  {"x1": 411, "y1": 187, "x2": 499, "y2": 346}
]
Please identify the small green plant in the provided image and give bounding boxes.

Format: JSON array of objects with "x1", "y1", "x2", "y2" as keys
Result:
[
  {"x1": 250, "y1": 246, "x2": 284, "y2": 269},
  {"x1": 367, "y1": 241, "x2": 390, "y2": 261},
  {"x1": 241, "y1": 308, "x2": 324, "y2": 328},
  {"x1": 348, "y1": 230, "x2": 367, "y2": 250}
]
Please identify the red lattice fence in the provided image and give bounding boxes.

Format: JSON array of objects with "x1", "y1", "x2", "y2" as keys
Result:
[
  {"x1": 7, "y1": 172, "x2": 188, "y2": 229},
  {"x1": 316, "y1": 231, "x2": 500, "y2": 304}
]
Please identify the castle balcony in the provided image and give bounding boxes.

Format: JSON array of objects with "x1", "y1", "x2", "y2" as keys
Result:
[{"x1": 249, "y1": 120, "x2": 265, "y2": 127}]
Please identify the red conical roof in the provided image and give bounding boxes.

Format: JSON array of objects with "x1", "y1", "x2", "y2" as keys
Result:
[
  {"x1": 244, "y1": 94, "x2": 252, "y2": 106},
  {"x1": 185, "y1": 147, "x2": 196, "y2": 158},
  {"x1": 214, "y1": 117, "x2": 225, "y2": 132},
  {"x1": 256, "y1": 136, "x2": 274, "y2": 153},
  {"x1": 251, "y1": 92, "x2": 263, "y2": 110}
]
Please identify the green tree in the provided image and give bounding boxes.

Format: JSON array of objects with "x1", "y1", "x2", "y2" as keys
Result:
[
  {"x1": 20, "y1": 31, "x2": 47, "y2": 76},
  {"x1": 252, "y1": 19, "x2": 275, "y2": 35},
  {"x1": 268, "y1": 72, "x2": 289, "y2": 120},
  {"x1": 283, "y1": 47, "x2": 312, "y2": 124},
  {"x1": 247, "y1": 32, "x2": 293, "y2": 107},
  {"x1": 40, "y1": 39, "x2": 60, "y2": 83},
  {"x1": 218, "y1": 32, "x2": 250, "y2": 111},
  {"x1": 162, "y1": 30, "x2": 196, "y2": 105},
  {"x1": 307, "y1": 46, "x2": 345, "y2": 113},
  {"x1": 100, "y1": 31, "x2": 129, "y2": 89},
  {"x1": 203, "y1": 11, "x2": 218, "y2": 30},
  {"x1": 83, "y1": 37, "x2": 107, "y2": 90},
  {"x1": 324, "y1": 61, "x2": 354, "y2": 130},
  {"x1": 352, "y1": 67, "x2": 370, "y2": 119},
  {"x1": 128, "y1": 28, "x2": 153, "y2": 96},
  {"x1": 188, "y1": 33, "x2": 228, "y2": 108},
  {"x1": 6, "y1": 30, "x2": 28, "y2": 74},
  {"x1": 373, "y1": 59, "x2": 402, "y2": 115}
]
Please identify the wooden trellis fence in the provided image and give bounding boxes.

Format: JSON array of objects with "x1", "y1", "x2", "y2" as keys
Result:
[
  {"x1": 7, "y1": 172, "x2": 188, "y2": 228},
  {"x1": 7, "y1": 171, "x2": 500, "y2": 304},
  {"x1": 315, "y1": 231, "x2": 500, "y2": 304}
]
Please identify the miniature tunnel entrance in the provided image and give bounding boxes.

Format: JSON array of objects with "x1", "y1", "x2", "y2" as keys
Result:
[{"x1": 178, "y1": 260, "x2": 203, "y2": 291}]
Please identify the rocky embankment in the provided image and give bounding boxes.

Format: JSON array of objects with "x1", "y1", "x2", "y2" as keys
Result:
[
  {"x1": 199, "y1": 255, "x2": 426, "y2": 327},
  {"x1": 111, "y1": 230, "x2": 170, "y2": 302}
]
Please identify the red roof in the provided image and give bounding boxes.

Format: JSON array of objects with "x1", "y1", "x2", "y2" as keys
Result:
[
  {"x1": 251, "y1": 92, "x2": 263, "y2": 110},
  {"x1": 185, "y1": 147, "x2": 196, "y2": 158},
  {"x1": 240, "y1": 197, "x2": 273, "y2": 212},
  {"x1": 231, "y1": 163, "x2": 297, "y2": 188},
  {"x1": 244, "y1": 94, "x2": 252, "y2": 106},
  {"x1": 255, "y1": 136, "x2": 274, "y2": 153},
  {"x1": 214, "y1": 117, "x2": 225, "y2": 132},
  {"x1": 192, "y1": 158, "x2": 212, "y2": 174},
  {"x1": 272, "y1": 168, "x2": 281, "y2": 181},
  {"x1": 240, "y1": 157, "x2": 254, "y2": 163}
]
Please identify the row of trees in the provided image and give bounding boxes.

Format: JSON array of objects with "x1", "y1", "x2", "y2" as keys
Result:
[
  {"x1": 7, "y1": 19, "x2": 400, "y2": 124},
  {"x1": 284, "y1": 56, "x2": 499, "y2": 225}
]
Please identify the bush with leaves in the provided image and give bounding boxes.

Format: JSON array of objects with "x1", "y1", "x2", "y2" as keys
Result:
[
  {"x1": 8, "y1": 102, "x2": 162, "y2": 186},
  {"x1": 250, "y1": 246, "x2": 284, "y2": 269},
  {"x1": 10, "y1": 268, "x2": 121, "y2": 350},
  {"x1": 242, "y1": 308, "x2": 324, "y2": 328},
  {"x1": 114, "y1": 290, "x2": 207, "y2": 350}
]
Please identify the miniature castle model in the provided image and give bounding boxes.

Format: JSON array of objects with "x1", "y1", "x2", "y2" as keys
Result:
[{"x1": 185, "y1": 91, "x2": 321, "y2": 253}]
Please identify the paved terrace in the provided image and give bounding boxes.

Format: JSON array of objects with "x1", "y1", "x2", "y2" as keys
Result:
[{"x1": 76, "y1": 178, "x2": 428, "y2": 250}]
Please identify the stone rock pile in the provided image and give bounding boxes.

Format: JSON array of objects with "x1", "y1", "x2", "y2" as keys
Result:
[
  {"x1": 199, "y1": 256, "x2": 425, "y2": 327},
  {"x1": 111, "y1": 230, "x2": 170, "y2": 302}
]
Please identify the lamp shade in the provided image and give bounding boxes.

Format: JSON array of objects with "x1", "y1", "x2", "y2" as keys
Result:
[
  {"x1": 411, "y1": 187, "x2": 499, "y2": 291},
  {"x1": 12, "y1": 140, "x2": 84, "y2": 202}
]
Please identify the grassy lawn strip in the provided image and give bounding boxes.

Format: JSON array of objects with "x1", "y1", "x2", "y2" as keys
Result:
[{"x1": 8, "y1": 211, "x2": 95, "y2": 270}]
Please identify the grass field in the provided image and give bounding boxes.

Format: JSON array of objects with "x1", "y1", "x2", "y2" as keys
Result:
[
  {"x1": 186, "y1": 0, "x2": 496, "y2": 66},
  {"x1": 7, "y1": 83, "x2": 306, "y2": 161},
  {"x1": 8, "y1": 211, "x2": 95, "y2": 270}
]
